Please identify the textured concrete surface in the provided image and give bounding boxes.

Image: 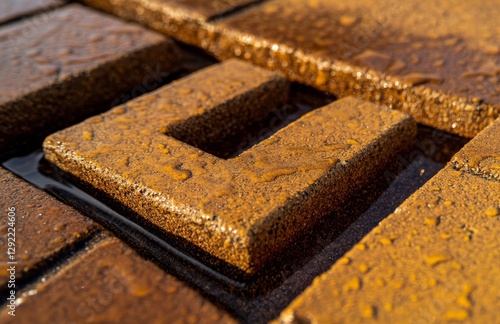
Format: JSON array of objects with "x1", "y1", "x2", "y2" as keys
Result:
[
  {"x1": 275, "y1": 154, "x2": 500, "y2": 322},
  {"x1": 43, "y1": 60, "x2": 416, "y2": 274},
  {"x1": 85, "y1": 0, "x2": 500, "y2": 138},
  {"x1": 0, "y1": 167, "x2": 100, "y2": 287},
  {"x1": 83, "y1": 0, "x2": 264, "y2": 46},
  {"x1": 452, "y1": 118, "x2": 500, "y2": 181},
  {"x1": 0, "y1": 4, "x2": 180, "y2": 151},
  {"x1": 212, "y1": 0, "x2": 500, "y2": 138},
  {"x1": 1, "y1": 1, "x2": 498, "y2": 323}
]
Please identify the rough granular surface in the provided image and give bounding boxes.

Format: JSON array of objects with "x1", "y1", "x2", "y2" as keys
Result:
[
  {"x1": 0, "y1": 0, "x2": 65, "y2": 24},
  {"x1": 0, "y1": 3, "x2": 180, "y2": 151},
  {"x1": 452, "y1": 118, "x2": 500, "y2": 181},
  {"x1": 84, "y1": 0, "x2": 262, "y2": 46},
  {"x1": 275, "y1": 170, "x2": 500, "y2": 322},
  {"x1": 85, "y1": 0, "x2": 500, "y2": 138},
  {"x1": 212, "y1": 0, "x2": 500, "y2": 138},
  {"x1": 43, "y1": 59, "x2": 416, "y2": 274},
  {"x1": 0, "y1": 237, "x2": 235, "y2": 324},
  {"x1": 0, "y1": 168, "x2": 100, "y2": 287}
]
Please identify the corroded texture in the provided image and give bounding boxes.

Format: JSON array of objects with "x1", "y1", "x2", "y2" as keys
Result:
[
  {"x1": 0, "y1": 4, "x2": 180, "y2": 151},
  {"x1": 0, "y1": 237, "x2": 235, "y2": 323},
  {"x1": 0, "y1": 0, "x2": 65, "y2": 24},
  {"x1": 0, "y1": 168, "x2": 99, "y2": 286},
  {"x1": 83, "y1": 0, "x2": 262, "y2": 46},
  {"x1": 43, "y1": 59, "x2": 416, "y2": 273},
  {"x1": 452, "y1": 118, "x2": 500, "y2": 181},
  {"x1": 86, "y1": 0, "x2": 500, "y2": 137},
  {"x1": 275, "y1": 168, "x2": 500, "y2": 323}
]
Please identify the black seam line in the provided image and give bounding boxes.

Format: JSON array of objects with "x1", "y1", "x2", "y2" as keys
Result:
[
  {"x1": 0, "y1": 229, "x2": 105, "y2": 306},
  {"x1": 207, "y1": 0, "x2": 268, "y2": 23}
]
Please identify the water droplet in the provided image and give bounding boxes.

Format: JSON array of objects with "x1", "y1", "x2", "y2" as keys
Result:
[
  {"x1": 380, "y1": 237, "x2": 393, "y2": 245},
  {"x1": 338, "y1": 257, "x2": 351, "y2": 265},
  {"x1": 444, "y1": 309, "x2": 469, "y2": 321},
  {"x1": 343, "y1": 277, "x2": 361, "y2": 291},
  {"x1": 485, "y1": 208, "x2": 498, "y2": 217},
  {"x1": 359, "y1": 264, "x2": 369, "y2": 273},
  {"x1": 53, "y1": 223, "x2": 66, "y2": 231},
  {"x1": 339, "y1": 15, "x2": 358, "y2": 27},
  {"x1": 425, "y1": 217, "x2": 439, "y2": 226},
  {"x1": 462, "y1": 61, "x2": 500, "y2": 78},
  {"x1": 361, "y1": 305, "x2": 375, "y2": 318},
  {"x1": 355, "y1": 243, "x2": 367, "y2": 251},
  {"x1": 82, "y1": 131, "x2": 93, "y2": 141},
  {"x1": 88, "y1": 34, "x2": 103, "y2": 43},
  {"x1": 353, "y1": 49, "x2": 392, "y2": 71},
  {"x1": 38, "y1": 64, "x2": 59, "y2": 77},
  {"x1": 424, "y1": 254, "x2": 449, "y2": 266},
  {"x1": 400, "y1": 72, "x2": 443, "y2": 86},
  {"x1": 164, "y1": 165, "x2": 192, "y2": 181},
  {"x1": 178, "y1": 88, "x2": 192, "y2": 95}
]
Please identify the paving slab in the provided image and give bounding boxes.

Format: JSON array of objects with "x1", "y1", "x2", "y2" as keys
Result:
[
  {"x1": 0, "y1": 3, "x2": 180, "y2": 151},
  {"x1": 83, "y1": 0, "x2": 263, "y2": 46},
  {"x1": 0, "y1": 237, "x2": 235, "y2": 323},
  {"x1": 43, "y1": 59, "x2": 416, "y2": 274},
  {"x1": 86, "y1": 0, "x2": 500, "y2": 138},
  {"x1": 212, "y1": 0, "x2": 500, "y2": 138},
  {"x1": 0, "y1": 168, "x2": 100, "y2": 287},
  {"x1": 452, "y1": 118, "x2": 500, "y2": 181},
  {"x1": 0, "y1": 0, "x2": 65, "y2": 25},
  {"x1": 275, "y1": 169, "x2": 500, "y2": 322}
]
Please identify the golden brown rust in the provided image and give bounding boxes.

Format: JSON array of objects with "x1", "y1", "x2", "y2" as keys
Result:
[
  {"x1": 44, "y1": 60, "x2": 416, "y2": 274},
  {"x1": 0, "y1": 237, "x2": 235, "y2": 323},
  {"x1": 86, "y1": 0, "x2": 500, "y2": 138},
  {"x1": 0, "y1": 4, "x2": 180, "y2": 151},
  {"x1": 0, "y1": 168, "x2": 100, "y2": 286},
  {"x1": 275, "y1": 166, "x2": 500, "y2": 323}
]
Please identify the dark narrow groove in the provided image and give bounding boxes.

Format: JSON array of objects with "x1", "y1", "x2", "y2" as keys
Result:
[
  {"x1": 207, "y1": 0, "x2": 268, "y2": 23},
  {"x1": 0, "y1": 231, "x2": 104, "y2": 306},
  {"x1": 249, "y1": 156, "x2": 443, "y2": 323}
]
